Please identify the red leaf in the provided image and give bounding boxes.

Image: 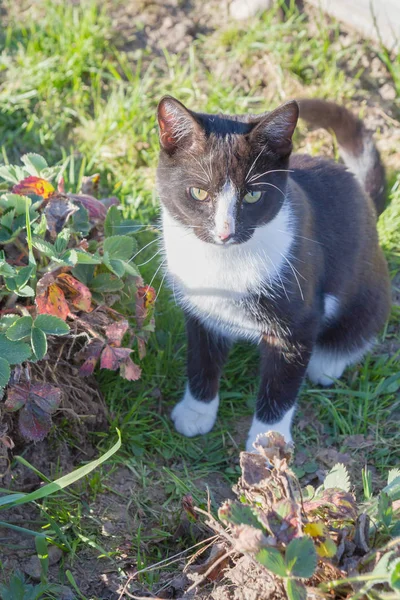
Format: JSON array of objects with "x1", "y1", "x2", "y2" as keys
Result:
[
  {"x1": 105, "y1": 320, "x2": 129, "y2": 347},
  {"x1": 35, "y1": 282, "x2": 70, "y2": 320},
  {"x1": 13, "y1": 176, "x2": 55, "y2": 199},
  {"x1": 78, "y1": 339, "x2": 104, "y2": 376},
  {"x1": 57, "y1": 273, "x2": 92, "y2": 312},
  {"x1": 29, "y1": 383, "x2": 61, "y2": 413},
  {"x1": 19, "y1": 403, "x2": 52, "y2": 442},
  {"x1": 100, "y1": 345, "x2": 132, "y2": 371},
  {"x1": 5, "y1": 383, "x2": 29, "y2": 411},
  {"x1": 136, "y1": 285, "x2": 156, "y2": 328},
  {"x1": 120, "y1": 357, "x2": 142, "y2": 381}
]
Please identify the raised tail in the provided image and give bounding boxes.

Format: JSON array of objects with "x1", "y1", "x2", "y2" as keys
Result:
[{"x1": 297, "y1": 99, "x2": 386, "y2": 215}]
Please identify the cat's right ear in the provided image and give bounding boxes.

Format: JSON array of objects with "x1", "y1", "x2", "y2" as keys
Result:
[{"x1": 157, "y1": 96, "x2": 203, "y2": 154}]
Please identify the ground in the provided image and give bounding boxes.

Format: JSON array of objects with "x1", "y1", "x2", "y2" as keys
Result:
[{"x1": 0, "y1": 1, "x2": 399, "y2": 598}]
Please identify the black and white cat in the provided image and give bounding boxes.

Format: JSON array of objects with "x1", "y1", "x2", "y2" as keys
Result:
[{"x1": 156, "y1": 97, "x2": 391, "y2": 451}]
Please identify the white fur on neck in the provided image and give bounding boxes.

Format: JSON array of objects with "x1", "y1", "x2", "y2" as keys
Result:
[
  {"x1": 171, "y1": 385, "x2": 219, "y2": 437},
  {"x1": 246, "y1": 407, "x2": 295, "y2": 452},
  {"x1": 162, "y1": 201, "x2": 294, "y2": 341}
]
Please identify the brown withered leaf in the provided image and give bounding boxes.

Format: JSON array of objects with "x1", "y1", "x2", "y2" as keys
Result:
[
  {"x1": 304, "y1": 489, "x2": 358, "y2": 522},
  {"x1": 68, "y1": 193, "x2": 107, "y2": 225},
  {"x1": 100, "y1": 346, "x2": 132, "y2": 371},
  {"x1": 57, "y1": 273, "x2": 92, "y2": 312},
  {"x1": 80, "y1": 173, "x2": 100, "y2": 196},
  {"x1": 35, "y1": 282, "x2": 70, "y2": 320},
  {"x1": 105, "y1": 320, "x2": 129, "y2": 347},
  {"x1": 240, "y1": 451, "x2": 271, "y2": 488},
  {"x1": 232, "y1": 524, "x2": 273, "y2": 553},
  {"x1": 119, "y1": 357, "x2": 141, "y2": 381},
  {"x1": 182, "y1": 494, "x2": 198, "y2": 521},
  {"x1": 78, "y1": 339, "x2": 105, "y2": 376},
  {"x1": 189, "y1": 543, "x2": 230, "y2": 581},
  {"x1": 45, "y1": 193, "x2": 78, "y2": 238},
  {"x1": 253, "y1": 431, "x2": 294, "y2": 467}
]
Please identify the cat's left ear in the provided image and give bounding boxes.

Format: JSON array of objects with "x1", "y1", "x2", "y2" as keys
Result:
[
  {"x1": 157, "y1": 96, "x2": 203, "y2": 154},
  {"x1": 250, "y1": 100, "x2": 299, "y2": 157}
]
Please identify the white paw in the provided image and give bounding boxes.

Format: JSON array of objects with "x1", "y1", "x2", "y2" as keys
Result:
[
  {"x1": 171, "y1": 387, "x2": 219, "y2": 437},
  {"x1": 229, "y1": 0, "x2": 272, "y2": 20},
  {"x1": 246, "y1": 409, "x2": 294, "y2": 452}
]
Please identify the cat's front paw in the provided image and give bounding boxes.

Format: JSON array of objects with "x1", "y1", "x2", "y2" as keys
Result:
[
  {"x1": 246, "y1": 411, "x2": 294, "y2": 452},
  {"x1": 171, "y1": 387, "x2": 219, "y2": 437}
]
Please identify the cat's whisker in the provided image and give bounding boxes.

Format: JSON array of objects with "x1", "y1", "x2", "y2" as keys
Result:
[
  {"x1": 255, "y1": 181, "x2": 286, "y2": 197},
  {"x1": 245, "y1": 146, "x2": 267, "y2": 182},
  {"x1": 262, "y1": 250, "x2": 290, "y2": 301},
  {"x1": 277, "y1": 230, "x2": 323, "y2": 246},
  {"x1": 155, "y1": 269, "x2": 168, "y2": 302},
  {"x1": 248, "y1": 169, "x2": 294, "y2": 183},
  {"x1": 128, "y1": 237, "x2": 159, "y2": 264},
  {"x1": 137, "y1": 248, "x2": 163, "y2": 267},
  {"x1": 146, "y1": 257, "x2": 167, "y2": 294},
  {"x1": 281, "y1": 253, "x2": 305, "y2": 301}
]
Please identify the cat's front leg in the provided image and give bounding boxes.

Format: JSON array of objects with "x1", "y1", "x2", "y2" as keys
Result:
[
  {"x1": 246, "y1": 337, "x2": 312, "y2": 452},
  {"x1": 171, "y1": 315, "x2": 231, "y2": 437}
]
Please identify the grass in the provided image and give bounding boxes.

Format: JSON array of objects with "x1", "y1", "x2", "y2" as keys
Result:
[{"x1": 0, "y1": 0, "x2": 399, "y2": 597}]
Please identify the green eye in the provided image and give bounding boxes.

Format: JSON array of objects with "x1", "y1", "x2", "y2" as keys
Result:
[
  {"x1": 189, "y1": 187, "x2": 209, "y2": 201},
  {"x1": 244, "y1": 190, "x2": 262, "y2": 204}
]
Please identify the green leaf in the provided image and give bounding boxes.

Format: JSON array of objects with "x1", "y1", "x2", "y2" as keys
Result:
[
  {"x1": 75, "y1": 251, "x2": 101, "y2": 264},
  {"x1": 219, "y1": 502, "x2": 264, "y2": 530},
  {"x1": 6, "y1": 316, "x2": 33, "y2": 340},
  {"x1": 383, "y1": 476, "x2": 400, "y2": 502},
  {"x1": 15, "y1": 265, "x2": 34, "y2": 288},
  {"x1": 372, "y1": 551, "x2": 395, "y2": 580},
  {"x1": 0, "y1": 358, "x2": 10, "y2": 387},
  {"x1": 31, "y1": 237, "x2": 57, "y2": 258},
  {"x1": 0, "y1": 334, "x2": 31, "y2": 364},
  {"x1": 122, "y1": 260, "x2": 140, "y2": 277},
  {"x1": 32, "y1": 213, "x2": 47, "y2": 236},
  {"x1": 31, "y1": 327, "x2": 47, "y2": 360},
  {"x1": 72, "y1": 264, "x2": 95, "y2": 286},
  {"x1": 256, "y1": 548, "x2": 287, "y2": 577},
  {"x1": 54, "y1": 228, "x2": 70, "y2": 254},
  {"x1": 71, "y1": 204, "x2": 90, "y2": 236},
  {"x1": 0, "y1": 431, "x2": 121, "y2": 509},
  {"x1": 59, "y1": 249, "x2": 77, "y2": 266},
  {"x1": 0, "y1": 165, "x2": 19, "y2": 183},
  {"x1": 390, "y1": 558, "x2": 400, "y2": 590},
  {"x1": 0, "y1": 260, "x2": 16, "y2": 278},
  {"x1": 285, "y1": 537, "x2": 317, "y2": 578},
  {"x1": 34, "y1": 315, "x2": 70, "y2": 336},
  {"x1": 285, "y1": 579, "x2": 307, "y2": 600},
  {"x1": 21, "y1": 153, "x2": 48, "y2": 176},
  {"x1": 378, "y1": 491, "x2": 393, "y2": 528},
  {"x1": 0, "y1": 193, "x2": 31, "y2": 215},
  {"x1": 388, "y1": 469, "x2": 400, "y2": 485},
  {"x1": 323, "y1": 463, "x2": 351, "y2": 492},
  {"x1": 16, "y1": 285, "x2": 35, "y2": 297},
  {"x1": 103, "y1": 252, "x2": 125, "y2": 277},
  {"x1": 104, "y1": 205, "x2": 121, "y2": 237},
  {"x1": 0, "y1": 314, "x2": 20, "y2": 331},
  {"x1": 103, "y1": 235, "x2": 135, "y2": 261},
  {"x1": 90, "y1": 273, "x2": 124, "y2": 292}
]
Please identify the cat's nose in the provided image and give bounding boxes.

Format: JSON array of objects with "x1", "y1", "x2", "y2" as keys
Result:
[{"x1": 217, "y1": 231, "x2": 234, "y2": 243}]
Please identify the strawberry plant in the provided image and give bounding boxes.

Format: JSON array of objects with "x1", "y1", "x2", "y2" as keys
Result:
[
  {"x1": 0, "y1": 154, "x2": 156, "y2": 444},
  {"x1": 186, "y1": 433, "x2": 400, "y2": 599}
]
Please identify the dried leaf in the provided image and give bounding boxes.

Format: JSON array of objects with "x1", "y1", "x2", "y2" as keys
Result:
[
  {"x1": 35, "y1": 282, "x2": 70, "y2": 320},
  {"x1": 12, "y1": 176, "x2": 54, "y2": 199},
  {"x1": 45, "y1": 194, "x2": 78, "y2": 237},
  {"x1": 182, "y1": 494, "x2": 197, "y2": 520},
  {"x1": 105, "y1": 320, "x2": 129, "y2": 347},
  {"x1": 119, "y1": 357, "x2": 141, "y2": 381},
  {"x1": 57, "y1": 273, "x2": 92, "y2": 312},
  {"x1": 19, "y1": 403, "x2": 52, "y2": 441},
  {"x1": 78, "y1": 339, "x2": 104, "y2": 376},
  {"x1": 100, "y1": 345, "x2": 132, "y2": 371},
  {"x1": 68, "y1": 193, "x2": 107, "y2": 224}
]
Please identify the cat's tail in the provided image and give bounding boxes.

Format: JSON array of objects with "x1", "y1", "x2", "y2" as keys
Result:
[{"x1": 297, "y1": 99, "x2": 386, "y2": 215}]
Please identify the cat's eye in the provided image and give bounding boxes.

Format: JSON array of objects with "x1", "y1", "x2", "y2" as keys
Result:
[
  {"x1": 243, "y1": 190, "x2": 262, "y2": 204},
  {"x1": 189, "y1": 187, "x2": 209, "y2": 201}
]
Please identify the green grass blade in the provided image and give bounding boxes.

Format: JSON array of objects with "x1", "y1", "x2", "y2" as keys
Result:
[{"x1": 0, "y1": 430, "x2": 121, "y2": 509}]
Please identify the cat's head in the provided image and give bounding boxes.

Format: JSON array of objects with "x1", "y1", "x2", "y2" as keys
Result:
[{"x1": 156, "y1": 96, "x2": 298, "y2": 245}]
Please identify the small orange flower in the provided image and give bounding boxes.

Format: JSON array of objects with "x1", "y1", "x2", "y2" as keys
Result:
[{"x1": 13, "y1": 176, "x2": 55, "y2": 199}]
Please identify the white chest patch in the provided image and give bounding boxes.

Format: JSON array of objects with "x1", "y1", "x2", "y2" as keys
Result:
[{"x1": 161, "y1": 203, "x2": 294, "y2": 341}]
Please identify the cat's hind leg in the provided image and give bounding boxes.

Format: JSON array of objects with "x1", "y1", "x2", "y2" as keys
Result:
[
  {"x1": 171, "y1": 315, "x2": 231, "y2": 437},
  {"x1": 307, "y1": 340, "x2": 374, "y2": 387}
]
